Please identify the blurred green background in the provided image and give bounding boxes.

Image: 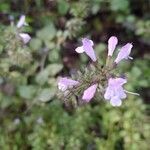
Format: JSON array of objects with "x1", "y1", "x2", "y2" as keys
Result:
[{"x1": 0, "y1": 0, "x2": 149, "y2": 149}]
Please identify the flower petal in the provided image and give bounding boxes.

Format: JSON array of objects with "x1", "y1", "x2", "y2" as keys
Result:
[
  {"x1": 118, "y1": 87, "x2": 127, "y2": 99},
  {"x1": 110, "y1": 96, "x2": 122, "y2": 106},
  {"x1": 115, "y1": 43, "x2": 133, "y2": 64},
  {"x1": 82, "y1": 38, "x2": 97, "y2": 62},
  {"x1": 104, "y1": 77, "x2": 127, "y2": 102},
  {"x1": 89, "y1": 40, "x2": 94, "y2": 46},
  {"x1": 108, "y1": 36, "x2": 118, "y2": 56},
  {"x1": 114, "y1": 86, "x2": 127, "y2": 99},
  {"x1": 82, "y1": 84, "x2": 98, "y2": 102},
  {"x1": 114, "y1": 78, "x2": 127, "y2": 86},
  {"x1": 17, "y1": 15, "x2": 27, "y2": 28},
  {"x1": 58, "y1": 83, "x2": 67, "y2": 91},
  {"x1": 108, "y1": 78, "x2": 127, "y2": 87},
  {"x1": 104, "y1": 86, "x2": 114, "y2": 100},
  {"x1": 19, "y1": 33, "x2": 31, "y2": 44},
  {"x1": 75, "y1": 46, "x2": 85, "y2": 53}
]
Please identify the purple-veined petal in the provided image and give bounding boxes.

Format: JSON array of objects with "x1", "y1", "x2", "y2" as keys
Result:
[
  {"x1": 115, "y1": 43, "x2": 133, "y2": 64},
  {"x1": 82, "y1": 84, "x2": 98, "y2": 102},
  {"x1": 82, "y1": 38, "x2": 97, "y2": 62},
  {"x1": 110, "y1": 96, "x2": 122, "y2": 106},
  {"x1": 17, "y1": 15, "x2": 27, "y2": 28},
  {"x1": 19, "y1": 33, "x2": 31, "y2": 44},
  {"x1": 108, "y1": 36, "x2": 118, "y2": 56},
  {"x1": 75, "y1": 46, "x2": 84, "y2": 53},
  {"x1": 58, "y1": 77, "x2": 79, "y2": 91}
]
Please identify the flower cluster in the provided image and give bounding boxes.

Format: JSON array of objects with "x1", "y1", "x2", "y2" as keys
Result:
[
  {"x1": 58, "y1": 36, "x2": 138, "y2": 107},
  {"x1": 17, "y1": 15, "x2": 31, "y2": 44}
]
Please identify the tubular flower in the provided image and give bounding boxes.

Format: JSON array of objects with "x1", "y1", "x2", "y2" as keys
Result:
[
  {"x1": 16, "y1": 15, "x2": 31, "y2": 44},
  {"x1": 58, "y1": 36, "x2": 138, "y2": 107},
  {"x1": 75, "y1": 38, "x2": 97, "y2": 62},
  {"x1": 108, "y1": 36, "x2": 118, "y2": 56},
  {"x1": 58, "y1": 77, "x2": 79, "y2": 91},
  {"x1": 82, "y1": 84, "x2": 98, "y2": 102},
  {"x1": 104, "y1": 78, "x2": 127, "y2": 106},
  {"x1": 115, "y1": 43, "x2": 133, "y2": 64},
  {"x1": 17, "y1": 15, "x2": 28, "y2": 28},
  {"x1": 19, "y1": 33, "x2": 31, "y2": 44}
]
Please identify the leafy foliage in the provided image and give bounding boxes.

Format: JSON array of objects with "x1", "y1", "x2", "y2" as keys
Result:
[{"x1": 0, "y1": 0, "x2": 149, "y2": 149}]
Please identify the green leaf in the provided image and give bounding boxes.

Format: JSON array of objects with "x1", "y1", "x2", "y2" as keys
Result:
[
  {"x1": 48, "y1": 49, "x2": 60, "y2": 62},
  {"x1": 110, "y1": 0, "x2": 129, "y2": 12},
  {"x1": 131, "y1": 67, "x2": 142, "y2": 77},
  {"x1": 44, "y1": 41, "x2": 55, "y2": 49},
  {"x1": 37, "y1": 23, "x2": 56, "y2": 41},
  {"x1": 18, "y1": 85, "x2": 36, "y2": 99},
  {"x1": 138, "y1": 80, "x2": 149, "y2": 87},
  {"x1": 30, "y1": 38, "x2": 42, "y2": 51},
  {"x1": 46, "y1": 64, "x2": 63, "y2": 76},
  {"x1": 57, "y1": 0, "x2": 69, "y2": 15},
  {"x1": 0, "y1": 3, "x2": 10, "y2": 12},
  {"x1": 35, "y1": 70, "x2": 49, "y2": 85},
  {"x1": 35, "y1": 64, "x2": 63, "y2": 85},
  {"x1": 37, "y1": 88, "x2": 56, "y2": 102}
]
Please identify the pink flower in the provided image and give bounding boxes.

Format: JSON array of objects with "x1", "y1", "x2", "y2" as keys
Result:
[
  {"x1": 58, "y1": 77, "x2": 79, "y2": 91},
  {"x1": 17, "y1": 15, "x2": 28, "y2": 28},
  {"x1": 115, "y1": 43, "x2": 133, "y2": 64},
  {"x1": 108, "y1": 36, "x2": 118, "y2": 56},
  {"x1": 75, "y1": 38, "x2": 97, "y2": 62},
  {"x1": 104, "y1": 78, "x2": 127, "y2": 106},
  {"x1": 19, "y1": 33, "x2": 31, "y2": 44},
  {"x1": 82, "y1": 84, "x2": 98, "y2": 102}
]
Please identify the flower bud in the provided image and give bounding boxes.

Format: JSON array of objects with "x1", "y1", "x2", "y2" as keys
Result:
[
  {"x1": 115, "y1": 43, "x2": 133, "y2": 64},
  {"x1": 108, "y1": 36, "x2": 118, "y2": 56},
  {"x1": 17, "y1": 15, "x2": 27, "y2": 28},
  {"x1": 82, "y1": 84, "x2": 98, "y2": 102}
]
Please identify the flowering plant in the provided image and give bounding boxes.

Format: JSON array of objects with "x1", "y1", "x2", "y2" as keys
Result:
[
  {"x1": 17, "y1": 15, "x2": 31, "y2": 44},
  {"x1": 58, "y1": 36, "x2": 139, "y2": 107}
]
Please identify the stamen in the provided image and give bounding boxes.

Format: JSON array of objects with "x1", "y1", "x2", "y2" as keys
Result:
[{"x1": 124, "y1": 90, "x2": 140, "y2": 96}]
